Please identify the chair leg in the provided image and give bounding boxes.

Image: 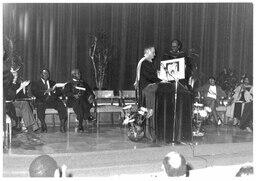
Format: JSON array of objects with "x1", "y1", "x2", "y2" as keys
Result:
[
  {"x1": 6, "y1": 122, "x2": 12, "y2": 149},
  {"x1": 52, "y1": 115, "x2": 55, "y2": 127},
  {"x1": 33, "y1": 109, "x2": 39, "y2": 127},
  {"x1": 111, "y1": 113, "x2": 114, "y2": 125},
  {"x1": 67, "y1": 113, "x2": 70, "y2": 132},
  {"x1": 96, "y1": 112, "x2": 99, "y2": 128},
  {"x1": 9, "y1": 123, "x2": 12, "y2": 148},
  {"x1": 5, "y1": 115, "x2": 12, "y2": 149}
]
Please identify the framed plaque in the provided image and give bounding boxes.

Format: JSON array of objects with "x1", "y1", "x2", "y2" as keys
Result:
[{"x1": 158, "y1": 57, "x2": 185, "y2": 81}]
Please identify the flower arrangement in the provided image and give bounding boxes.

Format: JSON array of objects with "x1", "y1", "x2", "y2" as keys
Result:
[
  {"x1": 193, "y1": 103, "x2": 212, "y2": 119},
  {"x1": 192, "y1": 102, "x2": 212, "y2": 137},
  {"x1": 122, "y1": 105, "x2": 153, "y2": 142}
]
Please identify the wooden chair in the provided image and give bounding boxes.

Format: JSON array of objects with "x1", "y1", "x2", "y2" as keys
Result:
[
  {"x1": 33, "y1": 106, "x2": 75, "y2": 131},
  {"x1": 32, "y1": 83, "x2": 70, "y2": 130},
  {"x1": 4, "y1": 114, "x2": 12, "y2": 150},
  {"x1": 94, "y1": 90, "x2": 123, "y2": 127},
  {"x1": 216, "y1": 106, "x2": 227, "y2": 124}
]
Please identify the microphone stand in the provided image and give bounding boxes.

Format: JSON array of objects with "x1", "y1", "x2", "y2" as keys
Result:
[
  {"x1": 171, "y1": 78, "x2": 179, "y2": 145},
  {"x1": 160, "y1": 63, "x2": 185, "y2": 145}
]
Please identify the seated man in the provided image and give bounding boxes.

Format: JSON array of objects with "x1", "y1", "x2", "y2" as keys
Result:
[
  {"x1": 63, "y1": 69, "x2": 95, "y2": 132},
  {"x1": 31, "y1": 69, "x2": 67, "y2": 133},
  {"x1": 5, "y1": 67, "x2": 39, "y2": 133},
  {"x1": 197, "y1": 76, "x2": 226, "y2": 125}
]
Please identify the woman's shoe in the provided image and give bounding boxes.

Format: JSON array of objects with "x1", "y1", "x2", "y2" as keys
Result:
[
  {"x1": 246, "y1": 127, "x2": 253, "y2": 133},
  {"x1": 77, "y1": 126, "x2": 84, "y2": 133},
  {"x1": 233, "y1": 118, "x2": 239, "y2": 126},
  {"x1": 217, "y1": 118, "x2": 223, "y2": 126}
]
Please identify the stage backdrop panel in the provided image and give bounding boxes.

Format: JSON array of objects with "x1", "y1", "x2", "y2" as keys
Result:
[{"x1": 3, "y1": 3, "x2": 253, "y2": 91}]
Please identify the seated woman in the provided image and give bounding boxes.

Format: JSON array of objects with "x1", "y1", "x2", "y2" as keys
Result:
[
  {"x1": 6, "y1": 67, "x2": 39, "y2": 133},
  {"x1": 226, "y1": 77, "x2": 252, "y2": 126}
]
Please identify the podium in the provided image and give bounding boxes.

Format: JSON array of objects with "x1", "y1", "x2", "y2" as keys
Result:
[{"x1": 142, "y1": 82, "x2": 192, "y2": 143}]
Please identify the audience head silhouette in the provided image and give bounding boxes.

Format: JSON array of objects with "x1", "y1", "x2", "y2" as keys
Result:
[
  {"x1": 162, "y1": 151, "x2": 187, "y2": 177},
  {"x1": 29, "y1": 155, "x2": 58, "y2": 177},
  {"x1": 235, "y1": 165, "x2": 253, "y2": 177}
]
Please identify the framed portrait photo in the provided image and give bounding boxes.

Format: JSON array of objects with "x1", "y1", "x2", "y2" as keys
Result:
[{"x1": 158, "y1": 57, "x2": 185, "y2": 81}]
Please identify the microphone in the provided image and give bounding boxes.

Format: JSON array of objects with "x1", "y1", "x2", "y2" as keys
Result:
[
  {"x1": 160, "y1": 63, "x2": 178, "y2": 82},
  {"x1": 160, "y1": 63, "x2": 168, "y2": 71}
]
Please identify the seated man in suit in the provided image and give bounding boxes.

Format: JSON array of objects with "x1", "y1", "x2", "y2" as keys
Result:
[
  {"x1": 197, "y1": 76, "x2": 226, "y2": 126},
  {"x1": 31, "y1": 69, "x2": 67, "y2": 133},
  {"x1": 5, "y1": 67, "x2": 39, "y2": 133},
  {"x1": 63, "y1": 69, "x2": 95, "y2": 132}
]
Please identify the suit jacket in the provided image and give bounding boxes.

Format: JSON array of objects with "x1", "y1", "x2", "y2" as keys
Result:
[
  {"x1": 5, "y1": 81, "x2": 20, "y2": 101},
  {"x1": 197, "y1": 83, "x2": 226, "y2": 100},
  {"x1": 6, "y1": 81, "x2": 30, "y2": 101},
  {"x1": 139, "y1": 60, "x2": 162, "y2": 91},
  {"x1": 63, "y1": 79, "x2": 95, "y2": 107},
  {"x1": 232, "y1": 85, "x2": 253, "y2": 103},
  {"x1": 31, "y1": 79, "x2": 62, "y2": 103}
]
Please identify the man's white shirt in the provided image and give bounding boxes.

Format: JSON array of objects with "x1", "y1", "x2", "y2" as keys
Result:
[
  {"x1": 207, "y1": 85, "x2": 217, "y2": 99},
  {"x1": 41, "y1": 78, "x2": 51, "y2": 95}
]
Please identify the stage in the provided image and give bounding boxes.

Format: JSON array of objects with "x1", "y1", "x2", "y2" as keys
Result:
[{"x1": 3, "y1": 122, "x2": 253, "y2": 177}]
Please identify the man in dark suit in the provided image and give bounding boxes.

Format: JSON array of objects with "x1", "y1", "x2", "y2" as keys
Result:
[
  {"x1": 63, "y1": 69, "x2": 95, "y2": 132},
  {"x1": 31, "y1": 69, "x2": 67, "y2": 133},
  {"x1": 197, "y1": 76, "x2": 226, "y2": 125},
  {"x1": 163, "y1": 39, "x2": 193, "y2": 90}
]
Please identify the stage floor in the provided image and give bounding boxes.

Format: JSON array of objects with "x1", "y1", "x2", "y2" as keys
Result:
[
  {"x1": 3, "y1": 123, "x2": 253, "y2": 177},
  {"x1": 5, "y1": 123, "x2": 253, "y2": 155}
]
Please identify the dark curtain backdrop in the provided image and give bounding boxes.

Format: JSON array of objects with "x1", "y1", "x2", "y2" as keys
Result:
[{"x1": 3, "y1": 3, "x2": 253, "y2": 91}]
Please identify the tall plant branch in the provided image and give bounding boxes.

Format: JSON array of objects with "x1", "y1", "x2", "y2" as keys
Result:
[
  {"x1": 88, "y1": 31, "x2": 113, "y2": 90},
  {"x1": 89, "y1": 36, "x2": 98, "y2": 87}
]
